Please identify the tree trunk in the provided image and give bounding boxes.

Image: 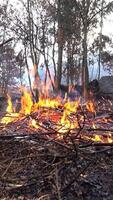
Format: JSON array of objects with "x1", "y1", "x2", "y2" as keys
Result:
[
  {"x1": 98, "y1": 0, "x2": 104, "y2": 80},
  {"x1": 24, "y1": 47, "x2": 35, "y2": 102},
  {"x1": 66, "y1": 39, "x2": 71, "y2": 86},
  {"x1": 56, "y1": 0, "x2": 63, "y2": 90},
  {"x1": 82, "y1": 19, "x2": 89, "y2": 99},
  {"x1": 57, "y1": 44, "x2": 63, "y2": 89}
]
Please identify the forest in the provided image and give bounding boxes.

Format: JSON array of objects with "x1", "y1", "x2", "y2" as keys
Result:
[
  {"x1": 1, "y1": 0, "x2": 113, "y2": 200},
  {"x1": 0, "y1": 0, "x2": 113, "y2": 97}
]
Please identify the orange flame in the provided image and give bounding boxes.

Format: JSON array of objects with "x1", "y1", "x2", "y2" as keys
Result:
[
  {"x1": 1, "y1": 94, "x2": 19, "y2": 124},
  {"x1": 20, "y1": 90, "x2": 33, "y2": 115},
  {"x1": 6, "y1": 94, "x2": 13, "y2": 113},
  {"x1": 57, "y1": 100, "x2": 79, "y2": 137},
  {"x1": 86, "y1": 101, "x2": 96, "y2": 114},
  {"x1": 29, "y1": 119, "x2": 39, "y2": 129},
  {"x1": 1, "y1": 86, "x2": 113, "y2": 144}
]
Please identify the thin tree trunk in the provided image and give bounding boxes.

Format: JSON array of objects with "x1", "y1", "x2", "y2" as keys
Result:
[
  {"x1": 82, "y1": 18, "x2": 89, "y2": 99},
  {"x1": 98, "y1": 0, "x2": 104, "y2": 80},
  {"x1": 66, "y1": 40, "x2": 70, "y2": 86},
  {"x1": 57, "y1": 44, "x2": 63, "y2": 89},
  {"x1": 24, "y1": 47, "x2": 35, "y2": 101},
  {"x1": 56, "y1": 0, "x2": 63, "y2": 90},
  {"x1": 52, "y1": 20, "x2": 57, "y2": 79}
]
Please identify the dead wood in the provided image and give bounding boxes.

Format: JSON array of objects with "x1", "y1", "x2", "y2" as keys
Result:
[{"x1": 0, "y1": 99, "x2": 113, "y2": 199}]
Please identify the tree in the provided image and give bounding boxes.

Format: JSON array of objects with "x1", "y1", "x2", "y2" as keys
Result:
[
  {"x1": 0, "y1": 1, "x2": 25, "y2": 94},
  {"x1": 0, "y1": 44, "x2": 24, "y2": 94},
  {"x1": 46, "y1": 0, "x2": 81, "y2": 89},
  {"x1": 73, "y1": 0, "x2": 113, "y2": 99},
  {"x1": 2, "y1": 0, "x2": 113, "y2": 99},
  {"x1": 91, "y1": 34, "x2": 113, "y2": 74},
  {"x1": 98, "y1": 0, "x2": 104, "y2": 80}
]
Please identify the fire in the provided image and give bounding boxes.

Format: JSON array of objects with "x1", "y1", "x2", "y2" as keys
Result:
[
  {"x1": 86, "y1": 101, "x2": 96, "y2": 114},
  {"x1": 1, "y1": 85, "x2": 113, "y2": 144},
  {"x1": 29, "y1": 119, "x2": 39, "y2": 129},
  {"x1": 64, "y1": 100, "x2": 79, "y2": 113},
  {"x1": 20, "y1": 90, "x2": 33, "y2": 115},
  {"x1": 92, "y1": 135, "x2": 102, "y2": 142},
  {"x1": 107, "y1": 133, "x2": 113, "y2": 143},
  {"x1": 1, "y1": 113, "x2": 19, "y2": 124},
  {"x1": 6, "y1": 94, "x2": 13, "y2": 113},
  {"x1": 60, "y1": 101, "x2": 79, "y2": 129},
  {"x1": 60, "y1": 110, "x2": 71, "y2": 131},
  {"x1": 1, "y1": 94, "x2": 19, "y2": 124},
  {"x1": 92, "y1": 122, "x2": 96, "y2": 129},
  {"x1": 57, "y1": 101, "x2": 79, "y2": 136},
  {"x1": 35, "y1": 98, "x2": 60, "y2": 109}
]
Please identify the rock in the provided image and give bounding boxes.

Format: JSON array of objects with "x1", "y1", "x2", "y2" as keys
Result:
[{"x1": 99, "y1": 76, "x2": 113, "y2": 99}]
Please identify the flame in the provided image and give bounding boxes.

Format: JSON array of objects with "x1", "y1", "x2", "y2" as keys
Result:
[
  {"x1": 92, "y1": 122, "x2": 96, "y2": 129},
  {"x1": 1, "y1": 113, "x2": 19, "y2": 124},
  {"x1": 107, "y1": 133, "x2": 113, "y2": 143},
  {"x1": 92, "y1": 135, "x2": 102, "y2": 142},
  {"x1": 29, "y1": 119, "x2": 39, "y2": 129},
  {"x1": 6, "y1": 94, "x2": 13, "y2": 113},
  {"x1": 35, "y1": 98, "x2": 60, "y2": 109},
  {"x1": 20, "y1": 90, "x2": 33, "y2": 115},
  {"x1": 57, "y1": 100, "x2": 79, "y2": 137},
  {"x1": 86, "y1": 101, "x2": 96, "y2": 114},
  {"x1": 40, "y1": 81, "x2": 51, "y2": 98},
  {"x1": 1, "y1": 86, "x2": 113, "y2": 144},
  {"x1": 60, "y1": 110, "x2": 71, "y2": 130},
  {"x1": 91, "y1": 133, "x2": 113, "y2": 143},
  {"x1": 64, "y1": 100, "x2": 79, "y2": 113},
  {"x1": 1, "y1": 94, "x2": 19, "y2": 124},
  {"x1": 61, "y1": 100, "x2": 79, "y2": 128}
]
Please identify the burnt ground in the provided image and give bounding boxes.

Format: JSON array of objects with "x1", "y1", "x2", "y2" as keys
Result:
[
  {"x1": 0, "y1": 98, "x2": 113, "y2": 199},
  {"x1": 0, "y1": 135, "x2": 113, "y2": 200}
]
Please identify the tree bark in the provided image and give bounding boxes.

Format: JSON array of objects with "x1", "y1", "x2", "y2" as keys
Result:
[
  {"x1": 98, "y1": 0, "x2": 104, "y2": 80},
  {"x1": 56, "y1": 0, "x2": 63, "y2": 90},
  {"x1": 82, "y1": 31, "x2": 89, "y2": 98},
  {"x1": 82, "y1": 8, "x2": 89, "y2": 99},
  {"x1": 57, "y1": 44, "x2": 63, "y2": 89}
]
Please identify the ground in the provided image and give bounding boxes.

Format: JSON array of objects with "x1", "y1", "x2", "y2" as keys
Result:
[{"x1": 0, "y1": 97, "x2": 113, "y2": 199}]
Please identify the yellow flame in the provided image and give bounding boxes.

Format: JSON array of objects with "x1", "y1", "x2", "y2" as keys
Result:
[
  {"x1": 58, "y1": 100, "x2": 79, "y2": 136},
  {"x1": 107, "y1": 133, "x2": 113, "y2": 143},
  {"x1": 86, "y1": 101, "x2": 95, "y2": 114},
  {"x1": 92, "y1": 135, "x2": 102, "y2": 142},
  {"x1": 6, "y1": 94, "x2": 13, "y2": 113},
  {"x1": 64, "y1": 100, "x2": 79, "y2": 113},
  {"x1": 36, "y1": 98, "x2": 60, "y2": 109},
  {"x1": 29, "y1": 119, "x2": 39, "y2": 129},
  {"x1": 1, "y1": 94, "x2": 20, "y2": 124},
  {"x1": 1, "y1": 86, "x2": 113, "y2": 145},
  {"x1": 1, "y1": 113, "x2": 19, "y2": 124},
  {"x1": 20, "y1": 90, "x2": 33, "y2": 115}
]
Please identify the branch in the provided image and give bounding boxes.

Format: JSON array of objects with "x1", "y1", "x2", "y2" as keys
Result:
[
  {"x1": 0, "y1": 38, "x2": 13, "y2": 48},
  {"x1": 74, "y1": 0, "x2": 85, "y2": 25},
  {"x1": 89, "y1": 1, "x2": 113, "y2": 23}
]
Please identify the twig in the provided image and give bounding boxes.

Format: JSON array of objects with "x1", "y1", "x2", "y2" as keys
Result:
[
  {"x1": 2, "y1": 159, "x2": 14, "y2": 177},
  {"x1": 61, "y1": 160, "x2": 93, "y2": 194},
  {"x1": 55, "y1": 167, "x2": 62, "y2": 200}
]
